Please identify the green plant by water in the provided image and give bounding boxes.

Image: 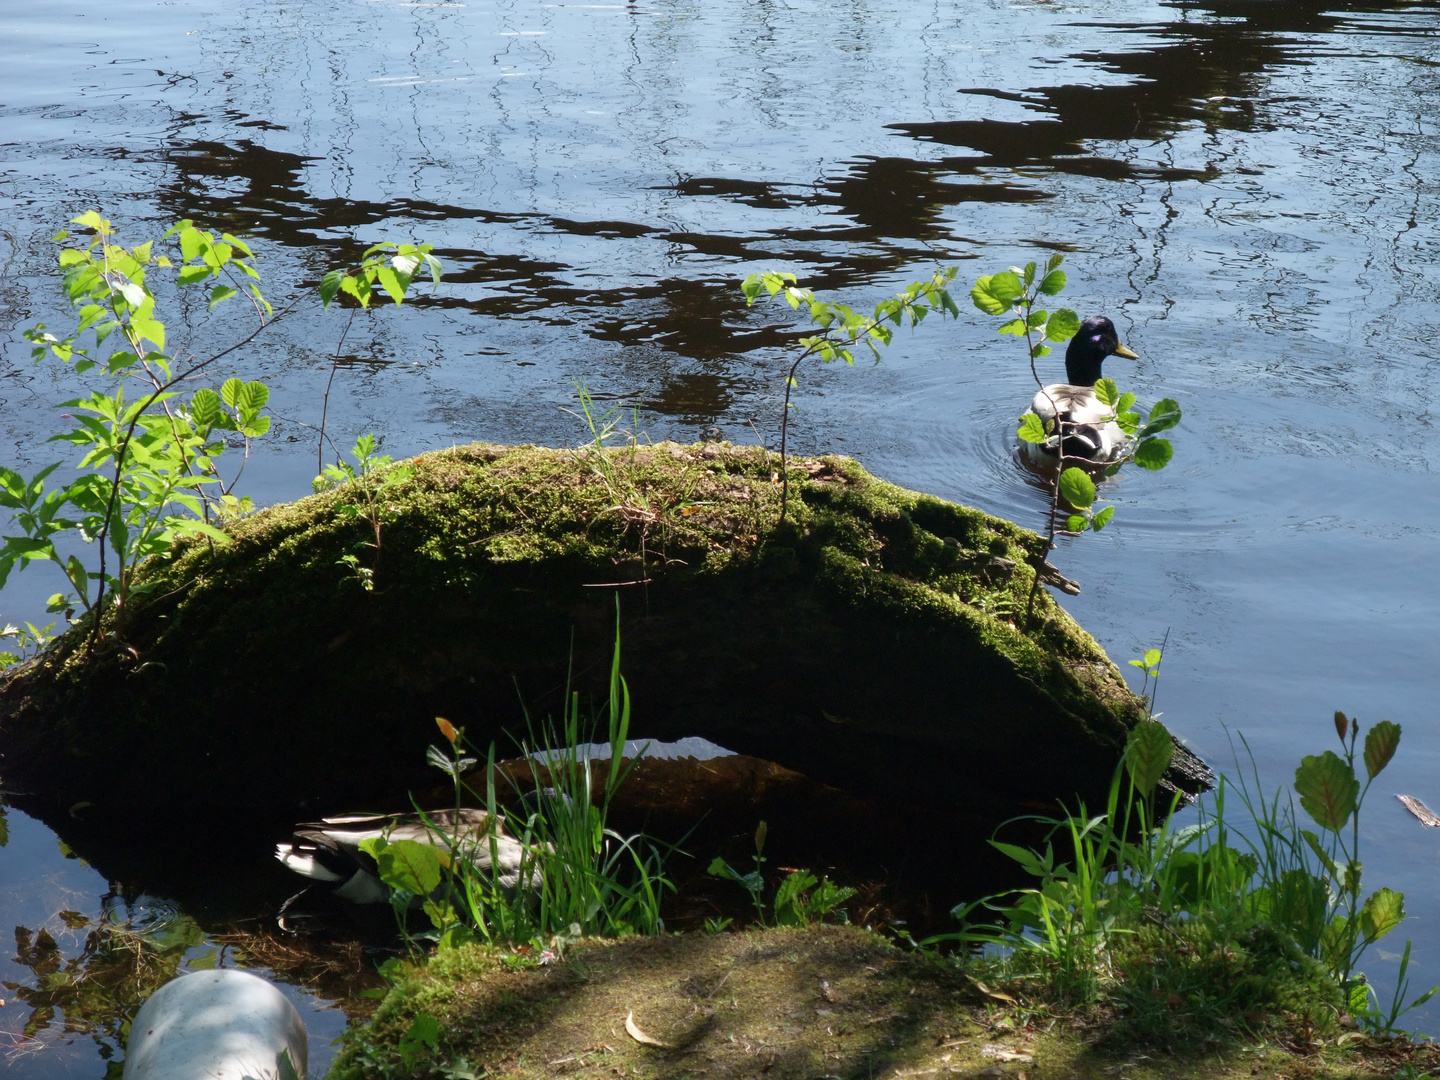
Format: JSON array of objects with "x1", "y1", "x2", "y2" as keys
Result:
[
  {"x1": 313, "y1": 434, "x2": 415, "y2": 592},
  {"x1": 935, "y1": 678, "x2": 1434, "y2": 1042},
  {"x1": 708, "y1": 819, "x2": 857, "y2": 929},
  {"x1": 0, "y1": 213, "x2": 438, "y2": 660},
  {"x1": 357, "y1": 603, "x2": 675, "y2": 952},
  {"x1": 741, "y1": 267, "x2": 960, "y2": 522}
]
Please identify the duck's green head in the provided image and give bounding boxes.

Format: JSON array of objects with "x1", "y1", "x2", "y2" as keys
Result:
[{"x1": 1064, "y1": 316, "x2": 1138, "y2": 386}]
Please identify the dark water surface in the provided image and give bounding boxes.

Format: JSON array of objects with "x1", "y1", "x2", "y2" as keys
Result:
[{"x1": 4, "y1": 0, "x2": 1440, "y2": 1067}]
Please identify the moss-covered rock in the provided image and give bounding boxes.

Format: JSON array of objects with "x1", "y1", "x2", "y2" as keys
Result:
[{"x1": 0, "y1": 442, "x2": 1196, "y2": 818}]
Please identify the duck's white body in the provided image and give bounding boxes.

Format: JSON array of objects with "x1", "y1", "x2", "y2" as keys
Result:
[
  {"x1": 1024, "y1": 383, "x2": 1127, "y2": 464},
  {"x1": 1019, "y1": 316, "x2": 1138, "y2": 465},
  {"x1": 275, "y1": 808, "x2": 528, "y2": 902},
  {"x1": 123, "y1": 970, "x2": 306, "y2": 1080}
]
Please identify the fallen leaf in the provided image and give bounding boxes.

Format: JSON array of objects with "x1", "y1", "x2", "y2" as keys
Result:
[
  {"x1": 625, "y1": 1011, "x2": 672, "y2": 1049},
  {"x1": 965, "y1": 974, "x2": 1017, "y2": 1005}
]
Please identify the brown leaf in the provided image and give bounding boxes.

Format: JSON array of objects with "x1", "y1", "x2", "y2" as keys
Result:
[
  {"x1": 965, "y1": 974, "x2": 1017, "y2": 1005},
  {"x1": 625, "y1": 1011, "x2": 672, "y2": 1049}
]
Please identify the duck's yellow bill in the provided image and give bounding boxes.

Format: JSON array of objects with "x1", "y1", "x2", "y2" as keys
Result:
[{"x1": 1114, "y1": 343, "x2": 1139, "y2": 359}]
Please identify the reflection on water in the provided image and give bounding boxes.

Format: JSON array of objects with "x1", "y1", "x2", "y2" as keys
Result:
[
  {"x1": 0, "y1": 798, "x2": 358, "y2": 1078},
  {"x1": 3, "y1": 0, "x2": 1440, "y2": 1060}
]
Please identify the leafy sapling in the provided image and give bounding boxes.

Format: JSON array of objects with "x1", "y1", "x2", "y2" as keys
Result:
[
  {"x1": 709, "y1": 820, "x2": 857, "y2": 928},
  {"x1": 314, "y1": 434, "x2": 414, "y2": 592},
  {"x1": 316, "y1": 242, "x2": 442, "y2": 474},
  {"x1": 1127, "y1": 629, "x2": 1169, "y2": 720},
  {"x1": 0, "y1": 622, "x2": 56, "y2": 671},
  {"x1": 1291, "y1": 711, "x2": 1436, "y2": 1029},
  {"x1": 741, "y1": 268, "x2": 960, "y2": 522},
  {"x1": 4, "y1": 213, "x2": 282, "y2": 647}
]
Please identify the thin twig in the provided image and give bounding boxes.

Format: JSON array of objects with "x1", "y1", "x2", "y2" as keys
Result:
[{"x1": 318, "y1": 307, "x2": 357, "y2": 476}]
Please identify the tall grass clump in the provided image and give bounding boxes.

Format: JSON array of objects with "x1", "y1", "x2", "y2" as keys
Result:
[
  {"x1": 360, "y1": 600, "x2": 675, "y2": 952},
  {"x1": 938, "y1": 652, "x2": 1434, "y2": 1044}
]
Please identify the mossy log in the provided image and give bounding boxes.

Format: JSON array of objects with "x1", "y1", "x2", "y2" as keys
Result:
[{"x1": 0, "y1": 442, "x2": 1202, "y2": 819}]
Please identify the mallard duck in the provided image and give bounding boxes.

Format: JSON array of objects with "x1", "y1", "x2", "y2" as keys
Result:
[
  {"x1": 274, "y1": 808, "x2": 527, "y2": 903},
  {"x1": 1023, "y1": 316, "x2": 1139, "y2": 464}
]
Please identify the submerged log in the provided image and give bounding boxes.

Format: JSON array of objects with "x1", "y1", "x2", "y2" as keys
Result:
[{"x1": 0, "y1": 442, "x2": 1205, "y2": 820}]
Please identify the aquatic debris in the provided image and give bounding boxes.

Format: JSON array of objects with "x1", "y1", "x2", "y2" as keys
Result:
[
  {"x1": 123, "y1": 969, "x2": 306, "y2": 1080},
  {"x1": 1397, "y1": 794, "x2": 1440, "y2": 828}
]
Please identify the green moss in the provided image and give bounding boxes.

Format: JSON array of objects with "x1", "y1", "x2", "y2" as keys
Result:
[
  {"x1": 0, "y1": 443, "x2": 1173, "y2": 819},
  {"x1": 327, "y1": 925, "x2": 1427, "y2": 1080},
  {"x1": 1111, "y1": 916, "x2": 1346, "y2": 1049}
]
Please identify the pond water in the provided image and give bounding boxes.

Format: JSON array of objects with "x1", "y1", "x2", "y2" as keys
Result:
[{"x1": 3, "y1": 0, "x2": 1440, "y2": 1065}]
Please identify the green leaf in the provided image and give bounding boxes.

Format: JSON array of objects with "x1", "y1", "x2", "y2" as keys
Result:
[
  {"x1": 165, "y1": 519, "x2": 234, "y2": 546},
  {"x1": 220, "y1": 378, "x2": 243, "y2": 409},
  {"x1": 1045, "y1": 308, "x2": 1081, "y2": 342},
  {"x1": 177, "y1": 264, "x2": 212, "y2": 286},
  {"x1": 208, "y1": 285, "x2": 237, "y2": 310},
  {"x1": 319, "y1": 269, "x2": 345, "y2": 309},
  {"x1": 1362, "y1": 720, "x2": 1400, "y2": 779},
  {"x1": 1038, "y1": 269, "x2": 1067, "y2": 296},
  {"x1": 1046, "y1": 253, "x2": 1064, "y2": 272},
  {"x1": 1295, "y1": 751, "x2": 1359, "y2": 832},
  {"x1": 1066, "y1": 513, "x2": 1087, "y2": 532},
  {"x1": 1140, "y1": 398, "x2": 1182, "y2": 436},
  {"x1": 990, "y1": 840, "x2": 1052, "y2": 878},
  {"x1": 236, "y1": 380, "x2": 269, "y2": 414},
  {"x1": 997, "y1": 317, "x2": 1026, "y2": 336},
  {"x1": 398, "y1": 1013, "x2": 441, "y2": 1065},
  {"x1": 1093, "y1": 378, "x2": 1119, "y2": 407},
  {"x1": 341, "y1": 274, "x2": 372, "y2": 308},
  {"x1": 1091, "y1": 505, "x2": 1114, "y2": 530},
  {"x1": 190, "y1": 388, "x2": 222, "y2": 428},
  {"x1": 1058, "y1": 467, "x2": 1096, "y2": 509},
  {"x1": 774, "y1": 870, "x2": 818, "y2": 924},
  {"x1": 969, "y1": 275, "x2": 1013, "y2": 316},
  {"x1": 1016, "y1": 413, "x2": 1048, "y2": 444},
  {"x1": 1360, "y1": 888, "x2": 1404, "y2": 942},
  {"x1": 988, "y1": 271, "x2": 1024, "y2": 303},
  {"x1": 1022, "y1": 261, "x2": 1036, "y2": 286},
  {"x1": 1124, "y1": 720, "x2": 1174, "y2": 797},
  {"x1": 375, "y1": 837, "x2": 446, "y2": 895},
  {"x1": 970, "y1": 273, "x2": 1021, "y2": 316},
  {"x1": 1301, "y1": 829, "x2": 1341, "y2": 879},
  {"x1": 376, "y1": 264, "x2": 407, "y2": 305},
  {"x1": 1133, "y1": 438, "x2": 1173, "y2": 470}
]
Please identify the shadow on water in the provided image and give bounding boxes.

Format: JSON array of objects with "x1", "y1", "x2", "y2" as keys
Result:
[{"x1": 891, "y1": 0, "x2": 1436, "y2": 179}]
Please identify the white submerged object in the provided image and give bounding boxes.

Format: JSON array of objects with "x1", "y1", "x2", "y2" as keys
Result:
[
  {"x1": 1022, "y1": 315, "x2": 1140, "y2": 465},
  {"x1": 123, "y1": 969, "x2": 307, "y2": 1080}
]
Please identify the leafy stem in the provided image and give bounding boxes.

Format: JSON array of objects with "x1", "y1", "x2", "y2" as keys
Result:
[
  {"x1": 741, "y1": 268, "x2": 959, "y2": 523},
  {"x1": 316, "y1": 242, "x2": 442, "y2": 476}
]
